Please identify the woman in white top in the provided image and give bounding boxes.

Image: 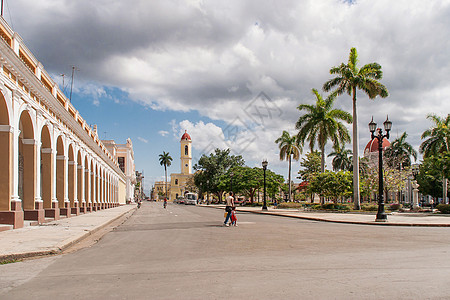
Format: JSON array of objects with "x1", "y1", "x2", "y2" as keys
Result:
[{"x1": 223, "y1": 192, "x2": 234, "y2": 226}]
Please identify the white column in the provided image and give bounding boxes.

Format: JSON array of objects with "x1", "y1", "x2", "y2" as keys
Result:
[
  {"x1": 70, "y1": 161, "x2": 78, "y2": 203},
  {"x1": 79, "y1": 164, "x2": 85, "y2": 203}
]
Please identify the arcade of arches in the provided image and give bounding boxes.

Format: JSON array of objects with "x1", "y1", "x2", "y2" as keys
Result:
[{"x1": 0, "y1": 19, "x2": 127, "y2": 229}]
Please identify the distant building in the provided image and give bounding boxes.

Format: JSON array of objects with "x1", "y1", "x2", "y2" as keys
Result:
[
  {"x1": 152, "y1": 131, "x2": 195, "y2": 201},
  {"x1": 103, "y1": 138, "x2": 136, "y2": 203},
  {"x1": 135, "y1": 170, "x2": 144, "y2": 200}
]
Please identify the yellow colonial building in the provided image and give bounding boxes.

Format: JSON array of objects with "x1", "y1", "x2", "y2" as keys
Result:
[
  {"x1": 0, "y1": 17, "x2": 127, "y2": 229},
  {"x1": 153, "y1": 131, "x2": 194, "y2": 201}
]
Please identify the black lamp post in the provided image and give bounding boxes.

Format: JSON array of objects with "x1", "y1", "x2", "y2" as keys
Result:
[
  {"x1": 369, "y1": 116, "x2": 392, "y2": 222},
  {"x1": 230, "y1": 171, "x2": 234, "y2": 199},
  {"x1": 262, "y1": 160, "x2": 268, "y2": 211}
]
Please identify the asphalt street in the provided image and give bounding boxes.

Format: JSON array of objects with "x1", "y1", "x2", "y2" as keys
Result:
[{"x1": 2, "y1": 201, "x2": 450, "y2": 299}]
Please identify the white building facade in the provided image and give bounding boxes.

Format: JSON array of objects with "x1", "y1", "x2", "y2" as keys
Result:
[{"x1": 0, "y1": 18, "x2": 127, "y2": 229}]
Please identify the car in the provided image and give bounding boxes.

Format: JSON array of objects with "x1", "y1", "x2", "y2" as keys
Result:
[{"x1": 174, "y1": 197, "x2": 185, "y2": 204}]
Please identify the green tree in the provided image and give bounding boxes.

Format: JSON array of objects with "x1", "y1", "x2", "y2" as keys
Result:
[
  {"x1": 420, "y1": 114, "x2": 450, "y2": 203},
  {"x1": 218, "y1": 166, "x2": 284, "y2": 204},
  {"x1": 328, "y1": 144, "x2": 352, "y2": 171},
  {"x1": 298, "y1": 151, "x2": 322, "y2": 182},
  {"x1": 420, "y1": 114, "x2": 450, "y2": 157},
  {"x1": 384, "y1": 132, "x2": 418, "y2": 169},
  {"x1": 193, "y1": 148, "x2": 245, "y2": 202},
  {"x1": 416, "y1": 156, "x2": 445, "y2": 200},
  {"x1": 275, "y1": 131, "x2": 302, "y2": 202},
  {"x1": 308, "y1": 171, "x2": 353, "y2": 203},
  {"x1": 296, "y1": 88, "x2": 352, "y2": 173},
  {"x1": 323, "y1": 47, "x2": 389, "y2": 210},
  {"x1": 158, "y1": 151, "x2": 173, "y2": 198}
]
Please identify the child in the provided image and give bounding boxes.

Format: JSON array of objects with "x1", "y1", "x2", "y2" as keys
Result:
[{"x1": 231, "y1": 207, "x2": 238, "y2": 227}]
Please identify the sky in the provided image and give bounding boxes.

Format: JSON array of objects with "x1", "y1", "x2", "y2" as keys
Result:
[{"x1": 3, "y1": 0, "x2": 450, "y2": 195}]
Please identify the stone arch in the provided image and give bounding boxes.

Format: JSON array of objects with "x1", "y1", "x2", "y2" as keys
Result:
[
  {"x1": 67, "y1": 144, "x2": 76, "y2": 211},
  {"x1": 40, "y1": 125, "x2": 52, "y2": 210},
  {"x1": 84, "y1": 155, "x2": 90, "y2": 209},
  {"x1": 18, "y1": 110, "x2": 36, "y2": 211},
  {"x1": 56, "y1": 135, "x2": 67, "y2": 214},
  {"x1": 0, "y1": 91, "x2": 12, "y2": 213},
  {"x1": 90, "y1": 160, "x2": 96, "y2": 210},
  {"x1": 77, "y1": 150, "x2": 83, "y2": 211}
]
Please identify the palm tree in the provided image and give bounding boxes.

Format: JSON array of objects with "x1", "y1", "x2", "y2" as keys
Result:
[
  {"x1": 159, "y1": 151, "x2": 173, "y2": 199},
  {"x1": 323, "y1": 47, "x2": 389, "y2": 210},
  {"x1": 328, "y1": 144, "x2": 352, "y2": 171},
  {"x1": 420, "y1": 114, "x2": 450, "y2": 204},
  {"x1": 419, "y1": 114, "x2": 450, "y2": 157},
  {"x1": 296, "y1": 88, "x2": 352, "y2": 173},
  {"x1": 384, "y1": 132, "x2": 418, "y2": 169},
  {"x1": 275, "y1": 131, "x2": 302, "y2": 202}
]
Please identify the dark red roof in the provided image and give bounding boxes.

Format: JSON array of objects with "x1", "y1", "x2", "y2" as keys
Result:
[
  {"x1": 364, "y1": 131, "x2": 390, "y2": 153},
  {"x1": 181, "y1": 130, "x2": 191, "y2": 141}
]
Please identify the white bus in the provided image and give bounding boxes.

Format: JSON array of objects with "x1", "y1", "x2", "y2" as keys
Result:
[{"x1": 185, "y1": 193, "x2": 198, "y2": 205}]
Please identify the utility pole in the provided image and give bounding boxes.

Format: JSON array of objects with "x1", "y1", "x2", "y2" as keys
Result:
[
  {"x1": 69, "y1": 66, "x2": 79, "y2": 102},
  {"x1": 60, "y1": 74, "x2": 66, "y2": 94}
]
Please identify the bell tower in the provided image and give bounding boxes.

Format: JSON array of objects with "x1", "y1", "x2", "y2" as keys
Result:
[{"x1": 180, "y1": 130, "x2": 192, "y2": 175}]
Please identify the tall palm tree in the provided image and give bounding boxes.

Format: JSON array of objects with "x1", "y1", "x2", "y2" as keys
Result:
[
  {"x1": 296, "y1": 88, "x2": 352, "y2": 173},
  {"x1": 328, "y1": 144, "x2": 352, "y2": 171},
  {"x1": 159, "y1": 151, "x2": 173, "y2": 199},
  {"x1": 420, "y1": 114, "x2": 450, "y2": 204},
  {"x1": 323, "y1": 47, "x2": 389, "y2": 210},
  {"x1": 420, "y1": 114, "x2": 450, "y2": 157},
  {"x1": 384, "y1": 132, "x2": 418, "y2": 169},
  {"x1": 275, "y1": 131, "x2": 302, "y2": 202}
]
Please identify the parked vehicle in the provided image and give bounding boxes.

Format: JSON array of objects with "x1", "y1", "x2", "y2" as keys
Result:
[
  {"x1": 184, "y1": 193, "x2": 198, "y2": 205},
  {"x1": 174, "y1": 197, "x2": 185, "y2": 204}
]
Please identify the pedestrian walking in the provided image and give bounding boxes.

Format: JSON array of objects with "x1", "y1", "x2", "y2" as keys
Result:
[
  {"x1": 223, "y1": 192, "x2": 234, "y2": 226},
  {"x1": 231, "y1": 207, "x2": 237, "y2": 226}
]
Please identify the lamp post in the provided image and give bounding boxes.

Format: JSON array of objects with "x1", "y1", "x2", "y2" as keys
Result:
[
  {"x1": 369, "y1": 116, "x2": 392, "y2": 222},
  {"x1": 230, "y1": 171, "x2": 234, "y2": 201},
  {"x1": 262, "y1": 160, "x2": 268, "y2": 211}
]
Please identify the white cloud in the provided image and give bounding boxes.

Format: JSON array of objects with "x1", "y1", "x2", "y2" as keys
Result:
[
  {"x1": 158, "y1": 130, "x2": 169, "y2": 137},
  {"x1": 7, "y1": 0, "x2": 450, "y2": 179},
  {"x1": 137, "y1": 136, "x2": 149, "y2": 143}
]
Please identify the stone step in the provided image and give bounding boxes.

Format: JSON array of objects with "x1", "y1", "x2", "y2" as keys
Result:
[{"x1": 0, "y1": 224, "x2": 13, "y2": 232}]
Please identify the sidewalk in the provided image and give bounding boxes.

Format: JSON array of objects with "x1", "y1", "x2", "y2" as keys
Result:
[
  {"x1": 0, "y1": 204, "x2": 136, "y2": 262},
  {"x1": 202, "y1": 205, "x2": 450, "y2": 227}
]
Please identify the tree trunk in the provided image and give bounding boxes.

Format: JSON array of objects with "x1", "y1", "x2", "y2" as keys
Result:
[
  {"x1": 352, "y1": 87, "x2": 361, "y2": 210},
  {"x1": 320, "y1": 145, "x2": 325, "y2": 205},
  {"x1": 164, "y1": 165, "x2": 168, "y2": 199},
  {"x1": 288, "y1": 154, "x2": 292, "y2": 202}
]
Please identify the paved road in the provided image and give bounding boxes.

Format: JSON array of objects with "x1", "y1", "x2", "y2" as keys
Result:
[{"x1": 2, "y1": 202, "x2": 450, "y2": 299}]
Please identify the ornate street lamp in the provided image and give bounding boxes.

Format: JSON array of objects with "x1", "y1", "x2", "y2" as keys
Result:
[
  {"x1": 262, "y1": 160, "x2": 268, "y2": 211},
  {"x1": 369, "y1": 116, "x2": 392, "y2": 222}
]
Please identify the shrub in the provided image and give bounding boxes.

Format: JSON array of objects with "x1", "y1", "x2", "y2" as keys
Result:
[
  {"x1": 436, "y1": 204, "x2": 450, "y2": 214},
  {"x1": 361, "y1": 204, "x2": 378, "y2": 211},
  {"x1": 320, "y1": 203, "x2": 351, "y2": 211},
  {"x1": 276, "y1": 202, "x2": 302, "y2": 209},
  {"x1": 389, "y1": 203, "x2": 402, "y2": 211}
]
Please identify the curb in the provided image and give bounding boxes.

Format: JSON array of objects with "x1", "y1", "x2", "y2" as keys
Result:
[
  {"x1": 0, "y1": 206, "x2": 137, "y2": 263},
  {"x1": 199, "y1": 205, "x2": 450, "y2": 227}
]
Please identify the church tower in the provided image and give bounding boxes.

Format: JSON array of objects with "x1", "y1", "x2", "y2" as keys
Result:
[{"x1": 180, "y1": 130, "x2": 192, "y2": 175}]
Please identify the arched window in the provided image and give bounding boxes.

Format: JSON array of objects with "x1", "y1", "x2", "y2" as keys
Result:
[
  {"x1": 185, "y1": 145, "x2": 188, "y2": 156},
  {"x1": 175, "y1": 179, "x2": 178, "y2": 185}
]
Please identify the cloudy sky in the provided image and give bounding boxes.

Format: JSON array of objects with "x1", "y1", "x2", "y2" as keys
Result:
[{"x1": 4, "y1": 0, "x2": 450, "y2": 193}]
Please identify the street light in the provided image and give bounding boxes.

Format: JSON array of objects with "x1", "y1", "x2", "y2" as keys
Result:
[
  {"x1": 230, "y1": 171, "x2": 234, "y2": 196},
  {"x1": 369, "y1": 116, "x2": 392, "y2": 222},
  {"x1": 262, "y1": 160, "x2": 268, "y2": 211}
]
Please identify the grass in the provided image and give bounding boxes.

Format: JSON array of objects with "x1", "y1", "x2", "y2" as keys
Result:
[{"x1": 0, "y1": 258, "x2": 20, "y2": 265}]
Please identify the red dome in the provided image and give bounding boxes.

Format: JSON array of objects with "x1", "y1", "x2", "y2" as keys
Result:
[
  {"x1": 181, "y1": 130, "x2": 191, "y2": 141},
  {"x1": 364, "y1": 133, "x2": 390, "y2": 154}
]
